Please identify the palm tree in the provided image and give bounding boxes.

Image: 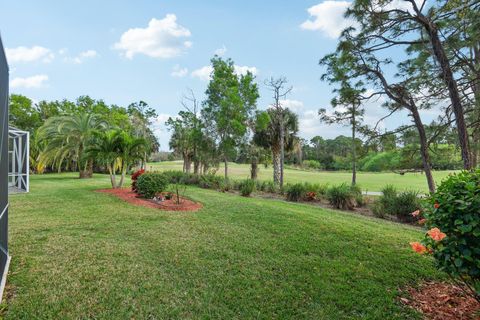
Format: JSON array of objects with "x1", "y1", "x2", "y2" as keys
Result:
[
  {"x1": 86, "y1": 130, "x2": 121, "y2": 188},
  {"x1": 86, "y1": 130, "x2": 146, "y2": 188},
  {"x1": 116, "y1": 131, "x2": 147, "y2": 188},
  {"x1": 38, "y1": 113, "x2": 106, "y2": 178},
  {"x1": 253, "y1": 108, "x2": 299, "y2": 186}
]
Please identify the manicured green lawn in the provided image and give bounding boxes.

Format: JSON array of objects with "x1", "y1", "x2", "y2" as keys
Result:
[
  {"x1": 4, "y1": 173, "x2": 442, "y2": 319},
  {"x1": 148, "y1": 161, "x2": 455, "y2": 193}
]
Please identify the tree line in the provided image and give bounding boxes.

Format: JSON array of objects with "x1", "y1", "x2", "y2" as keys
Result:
[{"x1": 9, "y1": 94, "x2": 159, "y2": 187}]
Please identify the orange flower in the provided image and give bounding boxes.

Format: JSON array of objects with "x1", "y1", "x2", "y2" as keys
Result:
[
  {"x1": 418, "y1": 218, "x2": 427, "y2": 225},
  {"x1": 410, "y1": 242, "x2": 428, "y2": 254},
  {"x1": 434, "y1": 203, "x2": 440, "y2": 209},
  {"x1": 411, "y1": 210, "x2": 421, "y2": 217},
  {"x1": 427, "y1": 228, "x2": 446, "y2": 241}
]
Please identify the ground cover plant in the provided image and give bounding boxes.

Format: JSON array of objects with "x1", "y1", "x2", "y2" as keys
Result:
[{"x1": 4, "y1": 173, "x2": 442, "y2": 319}]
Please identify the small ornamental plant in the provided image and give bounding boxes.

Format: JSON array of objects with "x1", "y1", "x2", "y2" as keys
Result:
[
  {"x1": 131, "y1": 169, "x2": 145, "y2": 192},
  {"x1": 410, "y1": 170, "x2": 480, "y2": 302}
]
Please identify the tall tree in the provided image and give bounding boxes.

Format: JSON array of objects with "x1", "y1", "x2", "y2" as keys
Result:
[
  {"x1": 202, "y1": 56, "x2": 258, "y2": 179},
  {"x1": 264, "y1": 77, "x2": 292, "y2": 186},
  {"x1": 254, "y1": 108, "x2": 299, "y2": 185},
  {"x1": 345, "y1": 0, "x2": 476, "y2": 169},
  {"x1": 319, "y1": 76, "x2": 364, "y2": 185}
]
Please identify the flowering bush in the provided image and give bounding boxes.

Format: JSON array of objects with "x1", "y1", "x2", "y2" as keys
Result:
[
  {"x1": 410, "y1": 170, "x2": 480, "y2": 301},
  {"x1": 131, "y1": 169, "x2": 145, "y2": 192}
]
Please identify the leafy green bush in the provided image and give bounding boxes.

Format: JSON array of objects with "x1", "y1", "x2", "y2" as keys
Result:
[
  {"x1": 239, "y1": 179, "x2": 256, "y2": 197},
  {"x1": 198, "y1": 174, "x2": 225, "y2": 190},
  {"x1": 326, "y1": 183, "x2": 356, "y2": 210},
  {"x1": 136, "y1": 173, "x2": 169, "y2": 199},
  {"x1": 373, "y1": 185, "x2": 420, "y2": 221},
  {"x1": 262, "y1": 181, "x2": 277, "y2": 193},
  {"x1": 302, "y1": 160, "x2": 322, "y2": 170},
  {"x1": 418, "y1": 170, "x2": 480, "y2": 300},
  {"x1": 371, "y1": 201, "x2": 386, "y2": 218},
  {"x1": 286, "y1": 183, "x2": 306, "y2": 202}
]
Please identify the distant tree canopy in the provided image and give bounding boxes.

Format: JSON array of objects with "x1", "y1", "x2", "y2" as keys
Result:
[{"x1": 9, "y1": 94, "x2": 159, "y2": 177}]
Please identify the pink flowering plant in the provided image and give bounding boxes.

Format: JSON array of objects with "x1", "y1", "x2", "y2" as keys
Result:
[{"x1": 410, "y1": 170, "x2": 480, "y2": 301}]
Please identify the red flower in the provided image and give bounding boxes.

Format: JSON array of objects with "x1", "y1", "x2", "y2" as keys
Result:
[
  {"x1": 418, "y1": 218, "x2": 427, "y2": 225},
  {"x1": 410, "y1": 242, "x2": 428, "y2": 254},
  {"x1": 427, "y1": 228, "x2": 446, "y2": 241},
  {"x1": 411, "y1": 210, "x2": 421, "y2": 217},
  {"x1": 434, "y1": 203, "x2": 440, "y2": 209}
]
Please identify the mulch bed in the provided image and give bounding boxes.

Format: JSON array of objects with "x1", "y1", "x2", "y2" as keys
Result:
[
  {"x1": 96, "y1": 188, "x2": 202, "y2": 212},
  {"x1": 399, "y1": 281, "x2": 480, "y2": 319}
]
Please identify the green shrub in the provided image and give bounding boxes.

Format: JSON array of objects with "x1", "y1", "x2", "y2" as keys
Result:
[
  {"x1": 286, "y1": 183, "x2": 306, "y2": 202},
  {"x1": 262, "y1": 181, "x2": 277, "y2": 193},
  {"x1": 326, "y1": 184, "x2": 357, "y2": 210},
  {"x1": 420, "y1": 170, "x2": 480, "y2": 300},
  {"x1": 239, "y1": 179, "x2": 256, "y2": 197},
  {"x1": 371, "y1": 201, "x2": 386, "y2": 218},
  {"x1": 373, "y1": 185, "x2": 420, "y2": 221},
  {"x1": 136, "y1": 173, "x2": 169, "y2": 199},
  {"x1": 199, "y1": 174, "x2": 225, "y2": 190},
  {"x1": 303, "y1": 160, "x2": 322, "y2": 170},
  {"x1": 394, "y1": 190, "x2": 420, "y2": 221}
]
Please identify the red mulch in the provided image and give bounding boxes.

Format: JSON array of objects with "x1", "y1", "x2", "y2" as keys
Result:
[
  {"x1": 400, "y1": 281, "x2": 480, "y2": 319},
  {"x1": 96, "y1": 188, "x2": 202, "y2": 212}
]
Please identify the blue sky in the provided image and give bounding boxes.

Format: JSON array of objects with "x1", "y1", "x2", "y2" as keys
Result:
[{"x1": 0, "y1": 0, "x2": 438, "y2": 150}]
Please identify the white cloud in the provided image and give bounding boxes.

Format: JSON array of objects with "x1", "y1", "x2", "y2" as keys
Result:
[
  {"x1": 10, "y1": 75, "x2": 49, "y2": 89},
  {"x1": 233, "y1": 65, "x2": 258, "y2": 77},
  {"x1": 300, "y1": 1, "x2": 354, "y2": 38},
  {"x1": 191, "y1": 64, "x2": 258, "y2": 81},
  {"x1": 114, "y1": 14, "x2": 192, "y2": 59},
  {"x1": 191, "y1": 65, "x2": 213, "y2": 81},
  {"x1": 301, "y1": 0, "x2": 424, "y2": 38},
  {"x1": 214, "y1": 45, "x2": 227, "y2": 56},
  {"x1": 6, "y1": 46, "x2": 54, "y2": 63},
  {"x1": 65, "y1": 50, "x2": 98, "y2": 64},
  {"x1": 279, "y1": 99, "x2": 304, "y2": 112},
  {"x1": 171, "y1": 64, "x2": 188, "y2": 77}
]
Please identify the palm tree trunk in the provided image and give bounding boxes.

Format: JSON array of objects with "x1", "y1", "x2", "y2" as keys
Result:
[
  {"x1": 272, "y1": 147, "x2": 281, "y2": 186},
  {"x1": 117, "y1": 165, "x2": 127, "y2": 188},
  {"x1": 108, "y1": 165, "x2": 116, "y2": 188}
]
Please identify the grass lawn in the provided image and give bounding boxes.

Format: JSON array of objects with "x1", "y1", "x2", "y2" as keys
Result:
[
  {"x1": 4, "y1": 173, "x2": 442, "y2": 319},
  {"x1": 148, "y1": 161, "x2": 455, "y2": 193}
]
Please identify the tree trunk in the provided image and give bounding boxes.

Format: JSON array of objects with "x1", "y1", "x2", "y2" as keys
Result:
[
  {"x1": 272, "y1": 148, "x2": 281, "y2": 185},
  {"x1": 418, "y1": 14, "x2": 472, "y2": 169},
  {"x1": 185, "y1": 157, "x2": 192, "y2": 174},
  {"x1": 351, "y1": 110, "x2": 357, "y2": 186},
  {"x1": 279, "y1": 115, "x2": 285, "y2": 187},
  {"x1": 108, "y1": 165, "x2": 116, "y2": 189},
  {"x1": 194, "y1": 160, "x2": 200, "y2": 175},
  {"x1": 250, "y1": 158, "x2": 258, "y2": 180},
  {"x1": 224, "y1": 157, "x2": 228, "y2": 180},
  {"x1": 203, "y1": 163, "x2": 210, "y2": 175},
  {"x1": 410, "y1": 106, "x2": 436, "y2": 193},
  {"x1": 79, "y1": 159, "x2": 93, "y2": 179},
  {"x1": 117, "y1": 165, "x2": 127, "y2": 188}
]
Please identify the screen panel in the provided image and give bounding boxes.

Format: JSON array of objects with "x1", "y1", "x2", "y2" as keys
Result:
[{"x1": 0, "y1": 34, "x2": 10, "y2": 298}]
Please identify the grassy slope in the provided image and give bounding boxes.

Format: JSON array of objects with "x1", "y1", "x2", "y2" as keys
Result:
[
  {"x1": 148, "y1": 161, "x2": 455, "y2": 193},
  {"x1": 5, "y1": 173, "x2": 441, "y2": 319}
]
